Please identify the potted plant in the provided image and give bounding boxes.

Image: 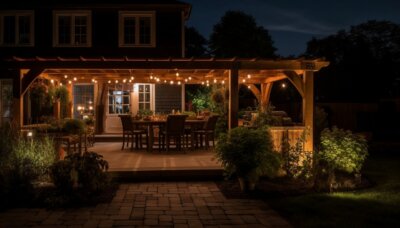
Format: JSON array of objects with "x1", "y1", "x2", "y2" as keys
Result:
[{"x1": 215, "y1": 126, "x2": 281, "y2": 192}]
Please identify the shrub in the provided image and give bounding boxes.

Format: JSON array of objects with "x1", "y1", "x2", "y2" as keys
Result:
[
  {"x1": 0, "y1": 130, "x2": 56, "y2": 205},
  {"x1": 313, "y1": 127, "x2": 369, "y2": 192},
  {"x1": 51, "y1": 152, "x2": 109, "y2": 193},
  {"x1": 319, "y1": 127, "x2": 368, "y2": 174},
  {"x1": 50, "y1": 160, "x2": 74, "y2": 193},
  {"x1": 215, "y1": 127, "x2": 281, "y2": 181},
  {"x1": 62, "y1": 118, "x2": 86, "y2": 135},
  {"x1": 281, "y1": 130, "x2": 313, "y2": 182}
]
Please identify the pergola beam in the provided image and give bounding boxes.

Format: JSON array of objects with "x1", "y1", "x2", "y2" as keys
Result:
[
  {"x1": 283, "y1": 71, "x2": 304, "y2": 98},
  {"x1": 3, "y1": 57, "x2": 330, "y2": 71}
]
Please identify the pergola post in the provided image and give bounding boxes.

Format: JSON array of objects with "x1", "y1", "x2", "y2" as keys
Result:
[
  {"x1": 67, "y1": 83, "x2": 73, "y2": 118},
  {"x1": 303, "y1": 71, "x2": 314, "y2": 152},
  {"x1": 228, "y1": 68, "x2": 239, "y2": 130},
  {"x1": 261, "y1": 83, "x2": 273, "y2": 112}
]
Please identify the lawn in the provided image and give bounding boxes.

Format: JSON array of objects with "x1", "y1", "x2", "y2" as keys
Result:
[{"x1": 266, "y1": 151, "x2": 400, "y2": 227}]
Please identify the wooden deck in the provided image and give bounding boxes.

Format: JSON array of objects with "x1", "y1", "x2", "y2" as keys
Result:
[{"x1": 90, "y1": 142, "x2": 222, "y2": 172}]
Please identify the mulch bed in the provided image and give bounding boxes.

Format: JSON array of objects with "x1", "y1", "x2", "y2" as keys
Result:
[
  {"x1": 216, "y1": 177, "x2": 314, "y2": 200},
  {"x1": 216, "y1": 176, "x2": 372, "y2": 200},
  {"x1": 0, "y1": 182, "x2": 119, "y2": 210}
]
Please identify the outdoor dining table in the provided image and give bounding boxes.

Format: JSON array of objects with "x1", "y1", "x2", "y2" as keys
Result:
[{"x1": 131, "y1": 118, "x2": 206, "y2": 151}]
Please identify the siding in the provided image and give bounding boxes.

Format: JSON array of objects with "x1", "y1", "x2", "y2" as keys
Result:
[{"x1": 155, "y1": 84, "x2": 181, "y2": 113}]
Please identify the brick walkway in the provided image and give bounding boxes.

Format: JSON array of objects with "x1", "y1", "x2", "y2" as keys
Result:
[{"x1": 0, "y1": 182, "x2": 291, "y2": 227}]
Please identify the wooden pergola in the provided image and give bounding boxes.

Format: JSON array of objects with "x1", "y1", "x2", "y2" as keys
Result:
[{"x1": 3, "y1": 57, "x2": 329, "y2": 151}]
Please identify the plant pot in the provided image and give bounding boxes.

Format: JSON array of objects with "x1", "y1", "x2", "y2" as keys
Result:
[{"x1": 238, "y1": 177, "x2": 256, "y2": 192}]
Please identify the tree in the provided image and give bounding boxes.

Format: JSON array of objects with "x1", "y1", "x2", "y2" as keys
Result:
[
  {"x1": 209, "y1": 11, "x2": 276, "y2": 58},
  {"x1": 185, "y1": 26, "x2": 208, "y2": 57},
  {"x1": 306, "y1": 20, "x2": 400, "y2": 102}
]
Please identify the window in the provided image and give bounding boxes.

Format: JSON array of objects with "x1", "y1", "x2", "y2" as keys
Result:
[
  {"x1": 108, "y1": 84, "x2": 131, "y2": 114},
  {"x1": 0, "y1": 11, "x2": 34, "y2": 46},
  {"x1": 138, "y1": 84, "x2": 151, "y2": 110},
  {"x1": 119, "y1": 11, "x2": 155, "y2": 47},
  {"x1": 53, "y1": 11, "x2": 91, "y2": 47},
  {"x1": 73, "y1": 84, "x2": 94, "y2": 118},
  {"x1": 0, "y1": 80, "x2": 12, "y2": 126}
]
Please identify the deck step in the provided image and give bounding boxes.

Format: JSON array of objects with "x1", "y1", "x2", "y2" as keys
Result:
[
  {"x1": 110, "y1": 169, "x2": 224, "y2": 182},
  {"x1": 95, "y1": 134, "x2": 123, "y2": 142}
]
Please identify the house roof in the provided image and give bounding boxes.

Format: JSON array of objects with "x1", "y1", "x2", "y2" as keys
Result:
[{"x1": 1, "y1": 0, "x2": 192, "y2": 19}]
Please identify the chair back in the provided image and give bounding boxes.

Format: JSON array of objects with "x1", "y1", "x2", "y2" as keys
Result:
[
  {"x1": 119, "y1": 115, "x2": 133, "y2": 131},
  {"x1": 165, "y1": 115, "x2": 187, "y2": 135},
  {"x1": 203, "y1": 115, "x2": 219, "y2": 131}
]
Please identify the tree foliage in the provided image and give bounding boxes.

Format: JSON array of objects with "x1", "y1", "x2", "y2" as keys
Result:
[
  {"x1": 185, "y1": 26, "x2": 208, "y2": 57},
  {"x1": 306, "y1": 20, "x2": 400, "y2": 101},
  {"x1": 209, "y1": 11, "x2": 276, "y2": 58}
]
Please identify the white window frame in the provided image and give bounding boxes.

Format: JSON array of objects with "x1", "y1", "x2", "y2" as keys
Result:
[
  {"x1": 132, "y1": 83, "x2": 155, "y2": 114},
  {"x1": 107, "y1": 84, "x2": 132, "y2": 115},
  {"x1": 0, "y1": 11, "x2": 34, "y2": 47},
  {"x1": 53, "y1": 10, "x2": 92, "y2": 47},
  {"x1": 119, "y1": 11, "x2": 156, "y2": 47}
]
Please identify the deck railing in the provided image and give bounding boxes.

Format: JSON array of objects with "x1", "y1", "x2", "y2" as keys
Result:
[{"x1": 270, "y1": 126, "x2": 308, "y2": 153}]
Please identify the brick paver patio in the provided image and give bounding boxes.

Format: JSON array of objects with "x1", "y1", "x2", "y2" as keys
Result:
[{"x1": 0, "y1": 182, "x2": 291, "y2": 227}]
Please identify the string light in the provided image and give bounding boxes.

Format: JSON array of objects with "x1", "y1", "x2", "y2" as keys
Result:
[
  {"x1": 156, "y1": 78, "x2": 160, "y2": 82},
  {"x1": 184, "y1": 79, "x2": 188, "y2": 83},
  {"x1": 281, "y1": 83, "x2": 286, "y2": 88},
  {"x1": 64, "y1": 75, "x2": 68, "y2": 79},
  {"x1": 242, "y1": 79, "x2": 246, "y2": 83},
  {"x1": 73, "y1": 77, "x2": 77, "y2": 81},
  {"x1": 68, "y1": 80, "x2": 72, "y2": 84},
  {"x1": 60, "y1": 83, "x2": 63, "y2": 86},
  {"x1": 247, "y1": 74, "x2": 251, "y2": 79},
  {"x1": 150, "y1": 75, "x2": 153, "y2": 80},
  {"x1": 176, "y1": 72, "x2": 179, "y2": 77},
  {"x1": 50, "y1": 79, "x2": 54, "y2": 84},
  {"x1": 123, "y1": 79, "x2": 127, "y2": 83},
  {"x1": 247, "y1": 85, "x2": 251, "y2": 89},
  {"x1": 115, "y1": 80, "x2": 119, "y2": 83},
  {"x1": 108, "y1": 80, "x2": 111, "y2": 84},
  {"x1": 201, "y1": 82, "x2": 205, "y2": 85},
  {"x1": 213, "y1": 79, "x2": 217, "y2": 83},
  {"x1": 222, "y1": 80, "x2": 225, "y2": 85},
  {"x1": 91, "y1": 78, "x2": 95, "y2": 82},
  {"x1": 177, "y1": 81, "x2": 181, "y2": 85},
  {"x1": 170, "y1": 81, "x2": 174, "y2": 85},
  {"x1": 188, "y1": 76, "x2": 192, "y2": 80}
]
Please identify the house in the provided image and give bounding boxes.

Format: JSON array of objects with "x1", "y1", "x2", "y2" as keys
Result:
[{"x1": 0, "y1": 0, "x2": 328, "y2": 152}]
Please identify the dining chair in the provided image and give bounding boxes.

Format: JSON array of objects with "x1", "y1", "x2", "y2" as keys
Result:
[
  {"x1": 119, "y1": 115, "x2": 148, "y2": 150},
  {"x1": 158, "y1": 115, "x2": 188, "y2": 152},
  {"x1": 193, "y1": 115, "x2": 219, "y2": 149}
]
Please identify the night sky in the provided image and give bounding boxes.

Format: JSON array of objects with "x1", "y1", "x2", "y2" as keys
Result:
[{"x1": 185, "y1": 0, "x2": 400, "y2": 57}]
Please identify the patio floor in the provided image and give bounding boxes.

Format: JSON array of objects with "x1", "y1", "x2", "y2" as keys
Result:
[{"x1": 91, "y1": 142, "x2": 223, "y2": 173}]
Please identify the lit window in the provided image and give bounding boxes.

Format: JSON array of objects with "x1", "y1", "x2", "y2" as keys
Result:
[
  {"x1": 119, "y1": 11, "x2": 155, "y2": 47},
  {"x1": 108, "y1": 84, "x2": 131, "y2": 114},
  {"x1": 0, "y1": 11, "x2": 34, "y2": 46},
  {"x1": 138, "y1": 84, "x2": 151, "y2": 110},
  {"x1": 73, "y1": 84, "x2": 94, "y2": 118},
  {"x1": 53, "y1": 11, "x2": 91, "y2": 47}
]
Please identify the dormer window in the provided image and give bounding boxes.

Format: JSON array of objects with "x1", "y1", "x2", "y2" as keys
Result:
[
  {"x1": 119, "y1": 11, "x2": 155, "y2": 47},
  {"x1": 0, "y1": 11, "x2": 34, "y2": 46},
  {"x1": 53, "y1": 11, "x2": 91, "y2": 47}
]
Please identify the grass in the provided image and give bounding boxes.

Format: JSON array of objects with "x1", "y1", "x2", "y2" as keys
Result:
[{"x1": 266, "y1": 152, "x2": 400, "y2": 227}]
